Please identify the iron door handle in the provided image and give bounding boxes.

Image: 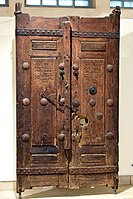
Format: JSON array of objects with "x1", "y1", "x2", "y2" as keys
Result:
[{"x1": 59, "y1": 63, "x2": 64, "y2": 80}]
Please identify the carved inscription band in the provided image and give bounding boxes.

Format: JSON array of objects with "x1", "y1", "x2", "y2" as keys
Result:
[{"x1": 16, "y1": 28, "x2": 120, "y2": 39}]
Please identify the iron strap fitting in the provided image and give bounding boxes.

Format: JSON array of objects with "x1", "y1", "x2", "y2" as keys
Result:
[
  {"x1": 17, "y1": 167, "x2": 66, "y2": 175},
  {"x1": 16, "y1": 28, "x2": 120, "y2": 39}
]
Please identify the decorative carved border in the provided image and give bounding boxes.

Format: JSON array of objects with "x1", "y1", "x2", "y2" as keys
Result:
[
  {"x1": 72, "y1": 31, "x2": 120, "y2": 39},
  {"x1": 16, "y1": 28, "x2": 120, "y2": 39}
]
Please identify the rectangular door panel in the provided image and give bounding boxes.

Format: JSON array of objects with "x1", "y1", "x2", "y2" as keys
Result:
[
  {"x1": 80, "y1": 41, "x2": 106, "y2": 52},
  {"x1": 80, "y1": 58, "x2": 105, "y2": 145},
  {"x1": 31, "y1": 57, "x2": 57, "y2": 146},
  {"x1": 29, "y1": 34, "x2": 68, "y2": 169}
]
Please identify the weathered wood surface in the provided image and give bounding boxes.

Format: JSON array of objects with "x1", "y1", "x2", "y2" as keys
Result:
[{"x1": 15, "y1": 3, "x2": 120, "y2": 193}]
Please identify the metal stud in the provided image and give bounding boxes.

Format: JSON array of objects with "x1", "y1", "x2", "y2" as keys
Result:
[
  {"x1": 73, "y1": 64, "x2": 79, "y2": 78},
  {"x1": 89, "y1": 86, "x2": 97, "y2": 95},
  {"x1": 59, "y1": 63, "x2": 64, "y2": 70},
  {"x1": 22, "y1": 62, "x2": 30, "y2": 70},
  {"x1": 58, "y1": 134, "x2": 65, "y2": 141},
  {"x1": 72, "y1": 98, "x2": 80, "y2": 107},
  {"x1": 107, "y1": 64, "x2": 113, "y2": 72},
  {"x1": 106, "y1": 132, "x2": 114, "y2": 140},
  {"x1": 59, "y1": 98, "x2": 65, "y2": 106},
  {"x1": 73, "y1": 64, "x2": 79, "y2": 70},
  {"x1": 107, "y1": 99, "x2": 114, "y2": 107},
  {"x1": 22, "y1": 134, "x2": 30, "y2": 142},
  {"x1": 40, "y1": 98, "x2": 48, "y2": 106},
  {"x1": 96, "y1": 112, "x2": 103, "y2": 120},
  {"x1": 22, "y1": 98, "x2": 30, "y2": 106},
  {"x1": 59, "y1": 63, "x2": 64, "y2": 79},
  {"x1": 89, "y1": 99, "x2": 96, "y2": 106}
]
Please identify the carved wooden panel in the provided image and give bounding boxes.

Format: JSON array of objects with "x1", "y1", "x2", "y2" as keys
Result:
[
  {"x1": 80, "y1": 154, "x2": 106, "y2": 165},
  {"x1": 81, "y1": 42, "x2": 106, "y2": 52},
  {"x1": 31, "y1": 58, "x2": 56, "y2": 146},
  {"x1": 32, "y1": 41, "x2": 57, "y2": 50},
  {"x1": 80, "y1": 58, "x2": 105, "y2": 145}
]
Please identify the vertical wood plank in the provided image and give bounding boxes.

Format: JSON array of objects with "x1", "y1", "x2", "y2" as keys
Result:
[
  {"x1": 69, "y1": 16, "x2": 80, "y2": 189},
  {"x1": 63, "y1": 21, "x2": 71, "y2": 150},
  {"x1": 16, "y1": 12, "x2": 31, "y2": 193},
  {"x1": 57, "y1": 17, "x2": 69, "y2": 188},
  {"x1": 105, "y1": 7, "x2": 120, "y2": 170}
]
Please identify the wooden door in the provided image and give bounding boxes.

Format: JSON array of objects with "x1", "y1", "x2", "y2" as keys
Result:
[
  {"x1": 15, "y1": 3, "x2": 120, "y2": 195},
  {"x1": 69, "y1": 11, "x2": 120, "y2": 188}
]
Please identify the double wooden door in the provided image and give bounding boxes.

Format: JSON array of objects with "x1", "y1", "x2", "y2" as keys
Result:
[{"x1": 15, "y1": 4, "x2": 120, "y2": 194}]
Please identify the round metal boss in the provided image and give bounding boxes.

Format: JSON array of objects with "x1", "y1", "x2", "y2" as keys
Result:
[
  {"x1": 59, "y1": 98, "x2": 65, "y2": 106},
  {"x1": 72, "y1": 98, "x2": 80, "y2": 107},
  {"x1": 106, "y1": 132, "x2": 114, "y2": 140},
  {"x1": 89, "y1": 99, "x2": 96, "y2": 106},
  {"x1": 58, "y1": 134, "x2": 65, "y2": 141},
  {"x1": 96, "y1": 112, "x2": 103, "y2": 120},
  {"x1": 89, "y1": 86, "x2": 97, "y2": 95},
  {"x1": 22, "y1": 62, "x2": 30, "y2": 70},
  {"x1": 40, "y1": 98, "x2": 48, "y2": 106},
  {"x1": 107, "y1": 64, "x2": 113, "y2": 72},
  {"x1": 22, "y1": 134, "x2": 30, "y2": 142},
  {"x1": 73, "y1": 64, "x2": 79, "y2": 70},
  {"x1": 107, "y1": 99, "x2": 114, "y2": 107},
  {"x1": 59, "y1": 63, "x2": 64, "y2": 70},
  {"x1": 22, "y1": 98, "x2": 30, "y2": 106}
]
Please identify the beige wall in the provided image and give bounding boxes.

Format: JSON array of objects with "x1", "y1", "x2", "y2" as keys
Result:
[
  {"x1": 0, "y1": 0, "x2": 133, "y2": 18},
  {"x1": 119, "y1": 19, "x2": 133, "y2": 176},
  {"x1": 0, "y1": 17, "x2": 15, "y2": 181}
]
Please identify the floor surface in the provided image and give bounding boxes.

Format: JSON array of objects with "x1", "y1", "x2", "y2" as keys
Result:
[{"x1": 0, "y1": 182, "x2": 133, "y2": 199}]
